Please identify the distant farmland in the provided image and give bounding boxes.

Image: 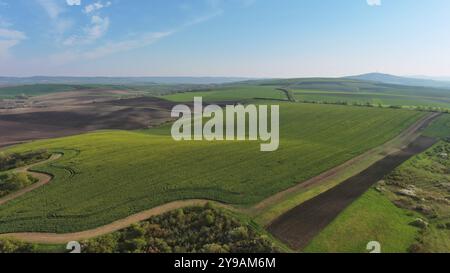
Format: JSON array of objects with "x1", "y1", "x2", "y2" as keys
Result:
[
  {"x1": 0, "y1": 103, "x2": 423, "y2": 233},
  {"x1": 292, "y1": 90, "x2": 450, "y2": 110},
  {"x1": 160, "y1": 79, "x2": 450, "y2": 110},
  {"x1": 0, "y1": 84, "x2": 82, "y2": 99},
  {"x1": 162, "y1": 86, "x2": 287, "y2": 102}
]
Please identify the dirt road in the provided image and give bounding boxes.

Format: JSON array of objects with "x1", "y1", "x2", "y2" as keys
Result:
[
  {"x1": 0, "y1": 154, "x2": 62, "y2": 206},
  {"x1": 0, "y1": 200, "x2": 233, "y2": 244}
]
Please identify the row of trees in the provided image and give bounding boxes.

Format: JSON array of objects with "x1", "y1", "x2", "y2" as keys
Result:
[{"x1": 296, "y1": 99, "x2": 450, "y2": 113}]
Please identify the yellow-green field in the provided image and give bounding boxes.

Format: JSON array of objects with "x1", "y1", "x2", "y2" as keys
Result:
[{"x1": 0, "y1": 103, "x2": 423, "y2": 233}]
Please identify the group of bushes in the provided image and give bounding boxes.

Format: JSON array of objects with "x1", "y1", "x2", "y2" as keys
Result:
[
  {"x1": 0, "y1": 204, "x2": 280, "y2": 253},
  {"x1": 0, "y1": 172, "x2": 37, "y2": 198},
  {"x1": 0, "y1": 150, "x2": 50, "y2": 172},
  {"x1": 0, "y1": 150, "x2": 48, "y2": 198},
  {"x1": 83, "y1": 204, "x2": 280, "y2": 253},
  {"x1": 0, "y1": 238, "x2": 36, "y2": 253}
]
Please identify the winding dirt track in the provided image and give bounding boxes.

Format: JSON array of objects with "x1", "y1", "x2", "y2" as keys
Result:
[
  {"x1": 1, "y1": 200, "x2": 233, "y2": 244},
  {"x1": 0, "y1": 154, "x2": 61, "y2": 206},
  {"x1": 0, "y1": 112, "x2": 440, "y2": 244}
]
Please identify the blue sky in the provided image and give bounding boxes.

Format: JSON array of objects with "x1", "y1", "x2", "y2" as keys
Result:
[{"x1": 0, "y1": 0, "x2": 450, "y2": 77}]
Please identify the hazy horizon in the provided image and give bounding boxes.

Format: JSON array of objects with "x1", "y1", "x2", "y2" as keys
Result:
[{"x1": 2, "y1": 73, "x2": 450, "y2": 82}]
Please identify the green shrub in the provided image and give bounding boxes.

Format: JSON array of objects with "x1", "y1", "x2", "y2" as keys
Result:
[{"x1": 83, "y1": 205, "x2": 279, "y2": 253}]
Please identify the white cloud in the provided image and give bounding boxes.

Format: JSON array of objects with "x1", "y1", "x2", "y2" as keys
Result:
[
  {"x1": 51, "y1": 9, "x2": 221, "y2": 63},
  {"x1": 0, "y1": 28, "x2": 26, "y2": 58},
  {"x1": 66, "y1": 0, "x2": 81, "y2": 6},
  {"x1": 63, "y1": 15, "x2": 110, "y2": 46},
  {"x1": 36, "y1": 0, "x2": 73, "y2": 34},
  {"x1": 88, "y1": 16, "x2": 110, "y2": 39},
  {"x1": 37, "y1": 0, "x2": 63, "y2": 19},
  {"x1": 63, "y1": 0, "x2": 112, "y2": 46},
  {"x1": 84, "y1": 1, "x2": 111, "y2": 13},
  {"x1": 56, "y1": 31, "x2": 172, "y2": 63},
  {"x1": 83, "y1": 31, "x2": 172, "y2": 60},
  {"x1": 367, "y1": 0, "x2": 381, "y2": 6},
  {"x1": 0, "y1": 28, "x2": 27, "y2": 40}
]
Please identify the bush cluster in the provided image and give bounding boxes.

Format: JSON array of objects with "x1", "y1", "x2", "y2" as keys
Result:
[{"x1": 83, "y1": 204, "x2": 280, "y2": 253}]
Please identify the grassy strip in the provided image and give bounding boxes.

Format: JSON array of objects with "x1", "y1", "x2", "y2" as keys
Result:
[
  {"x1": 304, "y1": 189, "x2": 419, "y2": 253},
  {"x1": 423, "y1": 113, "x2": 450, "y2": 138}
]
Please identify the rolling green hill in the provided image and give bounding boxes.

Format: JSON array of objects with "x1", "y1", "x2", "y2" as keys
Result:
[
  {"x1": 346, "y1": 73, "x2": 450, "y2": 89},
  {"x1": 162, "y1": 78, "x2": 450, "y2": 110},
  {"x1": 0, "y1": 103, "x2": 423, "y2": 233}
]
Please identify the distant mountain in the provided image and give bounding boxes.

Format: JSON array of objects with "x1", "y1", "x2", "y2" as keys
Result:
[
  {"x1": 0, "y1": 76, "x2": 250, "y2": 86},
  {"x1": 410, "y1": 75, "x2": 450, "y2": 82},
  {"x1": 346, "y1": 73, "x2": 450, "y2": 89}
]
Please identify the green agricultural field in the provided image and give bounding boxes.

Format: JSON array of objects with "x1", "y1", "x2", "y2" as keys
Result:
[
  {"x1": 304, "y1": 189, "x2": 420, "y2": 253},
  {"x1": 0, "y1": 103, "x2": 423, "y2": 233},
  {"x1": 293, "y1": 90, "x2": 450, "y2": 109},
  {"x1": 228, "y1": 78, "x2": 450, "y2": 109},
  {"x1": 162, "y1": 86, "x2": 287, "y2": 102},
  {"x1": 254, "y1": 78, "x2": 450, "y2": 98},
  {"x1": 423, "y1": 114, "x2": 450, "y2": 138}
]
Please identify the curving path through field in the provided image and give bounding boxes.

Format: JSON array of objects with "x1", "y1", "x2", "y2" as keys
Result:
[
  {"x1": 0, "y1": 200, "x2": 235, "y2": 244},
  {"x1": 0, "y1": 153, "x2": 62, "y2": 206},
  {"x1": 0, "y1": 112, "x2": 441, "y2": 245}
]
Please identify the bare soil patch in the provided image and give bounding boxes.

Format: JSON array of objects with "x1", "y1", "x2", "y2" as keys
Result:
[
  {"x1": 0, "y1": 90, "x2": 177, "y2": 148},
  {"x1": 267, "y1": 136, "x2": 438, "y2": 250}
]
